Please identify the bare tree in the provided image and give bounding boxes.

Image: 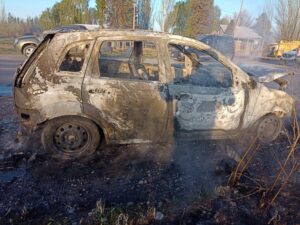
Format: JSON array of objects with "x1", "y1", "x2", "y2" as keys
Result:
[
  {"x1": 106, "y1": 0, "x2": 133, "y2": 29},
  {"x1": 233, "y1": 9, "x2": 254, "y2": 27},
  {"x1": 163, "y1": 1, "x2": 180, "y2": 32},
  {"x1": 220, "y1": 16, "x2": 230, "y2": 25},
  {"x1": 186, "y1": 0, "x2": 214, "y2": 37},
  {"x1": 137, "y1": 0, "x2": 152, "y2": 30},
  {"x1": 275, "y1": 0, "x2": 300, "y2": 41},
  {"x1": 253, "y1": 13, "x2": 272, "y2": 42},
  {"x1": 0, "y1": 0, "x2": 6, "y2": 22},
  {"x1": 155, "y1": 0, "x2": 176, "y2": 32}
]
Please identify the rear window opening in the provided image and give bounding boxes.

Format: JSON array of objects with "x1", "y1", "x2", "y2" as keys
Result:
[
  {"x1": 59, "y1": 43, "x2": 90, "y2": 72},
  {"x1": 14, "y1": 34, "x2": 55, "y2": 88}
]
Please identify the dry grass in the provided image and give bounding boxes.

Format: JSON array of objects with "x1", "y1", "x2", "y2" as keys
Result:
[
  {"x1": 228, "y1": 106, "x2": 300, "y2": 209},
  {"x1": 85, "y1": 199, "x2": 158, "y2": 225}
]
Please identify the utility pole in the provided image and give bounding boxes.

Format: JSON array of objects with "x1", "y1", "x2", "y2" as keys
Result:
[{"x1": 133, "y1": 1, "x2": 136, "y2": 29}]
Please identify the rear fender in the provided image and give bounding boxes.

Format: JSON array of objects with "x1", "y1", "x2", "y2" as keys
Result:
[
  {"x1": 36, "y1": 102, "x2": 112, "y2": 144},
  {"x1": 36, "y1": 101, "x2": 83, "y2": 124}
]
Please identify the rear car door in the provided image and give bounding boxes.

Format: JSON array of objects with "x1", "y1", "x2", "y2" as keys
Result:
[{"x1": 82, "y1": 37, "x2": 169, "y2": 143}]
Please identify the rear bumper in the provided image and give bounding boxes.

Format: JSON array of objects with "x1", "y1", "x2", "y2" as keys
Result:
[{"x1": 15, "y1": 106, "x2": 42, "y2": 134}]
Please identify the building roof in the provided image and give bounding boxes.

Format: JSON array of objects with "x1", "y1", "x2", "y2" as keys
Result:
[{"x1": 220, "y1": 25, "x2": 262, "y2": 40}]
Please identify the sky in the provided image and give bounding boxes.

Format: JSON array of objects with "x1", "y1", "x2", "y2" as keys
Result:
[{"x1": 2, "y1": 0, "x2": 270, "y2": 20}]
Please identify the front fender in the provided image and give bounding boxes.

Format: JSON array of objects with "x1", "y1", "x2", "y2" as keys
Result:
[{"x1": 242, "y1": 84, "x2": 294, "y2": 129}]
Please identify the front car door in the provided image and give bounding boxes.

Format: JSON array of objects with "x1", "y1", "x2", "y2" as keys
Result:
[
  {"x1": 166, "y1": 40, "x2": 246, "y2": 138},
  {"x1": 82, "y1": 36, "x2": 169, "y2": 144}
]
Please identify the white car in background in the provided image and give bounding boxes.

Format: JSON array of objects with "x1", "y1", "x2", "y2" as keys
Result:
[{"x1": 280, "y1": 48, "x2": 299, "y2": 62}]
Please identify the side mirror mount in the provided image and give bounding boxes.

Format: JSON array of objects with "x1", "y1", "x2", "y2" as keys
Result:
[{"x1": 248, "y1": 78, "x2": 257, "y2": 89}]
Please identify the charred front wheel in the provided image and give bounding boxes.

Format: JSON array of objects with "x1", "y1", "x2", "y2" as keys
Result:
[
  {"x1": 42, "y1": 117, "x2": 100, "y2": 159},
  {"x1": 257, "y1": 114, "x2": 282, "y2": 144}
]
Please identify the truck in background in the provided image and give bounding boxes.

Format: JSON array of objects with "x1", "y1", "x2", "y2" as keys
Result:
[{"x1": 267, "y1": 40, "x2": 300, "y2": 58}]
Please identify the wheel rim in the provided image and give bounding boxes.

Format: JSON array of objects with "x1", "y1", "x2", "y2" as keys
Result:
[
  {"x1": 257, "y1": 116, "x2": 281, "y2": 143},
  {"x1": 25, "y1": 47, "x2": 34, "y2": 57},
  {"x1": 54, "y1": 123, "x2": 89, "y2": 154}
]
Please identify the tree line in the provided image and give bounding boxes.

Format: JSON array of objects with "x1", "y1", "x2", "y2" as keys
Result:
[
  {"x1": 0, "y1": 0, "x2": 40, "y2": 36},
  {"x1": 0, "y1": 0, "x2": 300, "y2": 42},
  {"x1": 39, "y1": 0, "x2": 152, "y2": 30}
]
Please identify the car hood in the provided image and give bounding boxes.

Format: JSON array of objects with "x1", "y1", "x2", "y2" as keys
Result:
[
  {"x1": 258, "y1": 72, "x2": 290, "y2": 90},
  {"x1": 17, "y1": 35, "x2": 38, "y2": 39}
]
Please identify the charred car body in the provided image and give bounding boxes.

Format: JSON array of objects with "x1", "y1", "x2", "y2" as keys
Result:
[{"x1": 13, "y1": 30, "x2": 294, "y2": 159}]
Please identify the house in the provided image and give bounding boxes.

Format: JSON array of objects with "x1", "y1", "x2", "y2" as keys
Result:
[{"x1": 219, "y1": 25, "x2": 262, "y2": 57}]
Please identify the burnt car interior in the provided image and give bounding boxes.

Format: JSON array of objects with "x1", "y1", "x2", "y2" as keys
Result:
[
  {"x1": 168, "y1": 44, "x2": 232, "y2": 88},
  {"x1": 98, "y1": 40, "x2": 159, "y2": 81},
  {"x1": 59, "y1": 43, "x2": 90, "y2": 72}
]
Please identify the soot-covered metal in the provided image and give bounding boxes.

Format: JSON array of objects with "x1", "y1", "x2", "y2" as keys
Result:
[{"x1": 13, "y1": 29, "x2": 294, "y2": 159}]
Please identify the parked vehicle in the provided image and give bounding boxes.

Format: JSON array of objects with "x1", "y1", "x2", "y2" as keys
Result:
[
  {"x1": 170, "y1": 48, "x2": 185, "y2": 61},
  {"x1": 13, "y1": 34, "x2": 41, "y2": 57},
  {"x1": 196, "y1": 34, "x2": 235, "y2": 59},
  {"x1": 280, "y1": 48, "x2": 298, "y2": 62},
  {"x1": 14, "y1": 30, "x2": 294, "y2": 159},
  {"x1": 14, "y1": 24, "x2": 100, "y2": 57},
  {"x1": 267, "y1": 40, "x2": 300, "y2": 58}
]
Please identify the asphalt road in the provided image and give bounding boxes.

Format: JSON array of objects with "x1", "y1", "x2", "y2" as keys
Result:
[
  {"x1": 0, "y1": 54, "x2": 25, "y2": 96},
  {"x1": 0, "y1": 54, "x2": 25, "y2": 85}
]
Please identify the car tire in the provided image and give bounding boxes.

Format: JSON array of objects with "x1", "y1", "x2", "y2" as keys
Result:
[
  {"x1": 23, "y1": 45, "x2": 36, "y2": 57},
  {"x1": 41, "y1": 116, "x2": 101, "y2": 160},
  {"x1": 256, "y1": 114, "x2": 282, "y2": 144}
]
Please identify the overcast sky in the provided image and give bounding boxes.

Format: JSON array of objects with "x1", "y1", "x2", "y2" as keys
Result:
[{"x1": 3, "y1": 0, "x2": 271, "y2": 20}]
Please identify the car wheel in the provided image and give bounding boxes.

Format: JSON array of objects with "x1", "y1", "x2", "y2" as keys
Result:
[
  {"x1": 23, "y1": 45, "x2": 36, "y2": 57},
  {"x1": 257, "y1": 114, "x2": 282, "y2": 144},
  {"x1": 41, "y1": 116, "x2": 100, "y2": 160}
]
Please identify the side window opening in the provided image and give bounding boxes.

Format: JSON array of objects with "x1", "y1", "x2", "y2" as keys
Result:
[
  {"x1": 59, "y1": 43, "x2": 90, "y2": 72},
  {"x1": 98, "y1": 40, "x2": 159, "y2": 81},
  {"x1": 168, "y1": 44, "x2": 232, "y2": 88}
]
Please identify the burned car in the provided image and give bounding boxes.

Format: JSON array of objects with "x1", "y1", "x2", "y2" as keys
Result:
[{"x1": 13, "y1": 30, "x2": 294, "y2": 159}]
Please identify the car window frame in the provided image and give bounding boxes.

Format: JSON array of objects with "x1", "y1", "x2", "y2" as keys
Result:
[
  {"x1": 91, "y1": 36, "x2": 163, "y2": 83},
  {"x1": 55, "y1": 40, "x2": 94, "y2": 77},
  {"x1": 167, "y1": 41, "x2": 235, "y2": 88}
]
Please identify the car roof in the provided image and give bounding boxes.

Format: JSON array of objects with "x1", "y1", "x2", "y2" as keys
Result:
[{"x1": 55, "y1": 29, "x2": 197, "y2": 43}]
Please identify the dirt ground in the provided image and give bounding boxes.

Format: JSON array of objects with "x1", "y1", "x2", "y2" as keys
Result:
[{"x1": 1, "y1": 57, "x2": 300, "y2": 224}]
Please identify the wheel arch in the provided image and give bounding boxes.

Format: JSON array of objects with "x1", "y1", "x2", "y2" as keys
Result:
[
  {"x1": 35, "y1": 102, "x2": 111, "y2": 145},
  {"x1": 21, "y1": 43, "x2": 37, "y2": 54},
  {"x1": 40, "y1": 114, "x2": 108, "y2": 146}
]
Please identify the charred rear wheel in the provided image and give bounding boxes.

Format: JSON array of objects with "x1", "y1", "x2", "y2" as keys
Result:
[
  {"x1": 41, "y1": 117, "x2": 100, "y2": 159},
  {"x1": 257, "y1": 114, "x2": 282, "y2": 144}
]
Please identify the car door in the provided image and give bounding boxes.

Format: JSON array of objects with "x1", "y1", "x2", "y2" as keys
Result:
[
  {"x1": 167, "y1": 42, "x2": 245, "y2": 133},
  {"x1": 82, "y1": 37, "x2": 169, "y2": 143}
]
